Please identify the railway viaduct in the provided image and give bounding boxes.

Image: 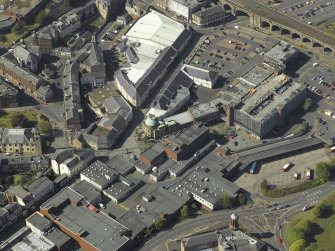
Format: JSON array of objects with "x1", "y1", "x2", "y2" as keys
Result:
[{"x1": 220, "y1": 0, "x2": 335, "y2": 55}]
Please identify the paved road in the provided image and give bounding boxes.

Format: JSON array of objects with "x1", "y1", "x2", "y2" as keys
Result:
[
  {"x1": 230, "y1": 0, "x2": 335, "y2": 48},
  {"x1": 137, "y1": 179, "x2": 335, "y2": 251}
]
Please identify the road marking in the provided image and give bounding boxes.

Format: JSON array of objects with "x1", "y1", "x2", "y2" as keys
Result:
[{"x1": 118, "y1": 203, "x2": 129, "y2": 211}]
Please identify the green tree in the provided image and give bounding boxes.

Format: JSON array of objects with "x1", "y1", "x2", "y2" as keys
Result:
[
  {"x1": 35, "y1": 9, "x2": 48, "y2": 26},
  {"x1": 315, "y1": 162, "x2": 331, "y2": 183},
  {"x1": 260, "y1": 179, "x2": 268, "y2": 191},
  {"x1": 11, "y1": 113, "x2": 25, "y2": 127},
  {"x1": 303, "y1": 98, "x2": 313, "y2": 111},
  {"x1": 154, "y1": 218, "x2": 164, "y2": 231},
  {"x1": 287, "y1": 228, "x2": 306, "y2": 244},
  {"x1": 289, "y1": 239, "x2": 307, "y2": 251},
  {"x1": 31, "y1": 205, "x2": 37, "y2": 212},
  {"x1": 238, "y1": 193, "x2": 247, "y2": 205},
  {"x1": 144, "y1": 226, "x2": 153, "y2": 238},
  {"x1": 22, "y1": 209, "x2": 29, "y2": 218},
  {"x1": 0, "y1": 34, "x2": 7, "y2": 43},
  {"x1": 13, "y1": 175, "x2": 26, "y2": 185},
  {"x1": 221, "y1": 194, "x2": 234, "y2": 209},
  {"x1": 313, "y1": 203, "x2": 328, "y2": 218},
  {"x1": 12, "y1": 23, "x2": 24, "y2": 35},
  {"x1": 305, "y1": 242, "x2": 319, "y2": 251},
  {"x1": 180, "y1": 205, "x2": 190, "y2": 219}
]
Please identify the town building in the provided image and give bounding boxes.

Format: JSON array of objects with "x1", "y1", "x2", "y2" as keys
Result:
[
  {"x1": 40, "y1": 187, "x2": 132, "y2": 251},
  {"x1": 0, "y1": 128, "x2": 42, "y2": 155},
  {"x1": 63, "y1": 59, "x2": 83, "y2": 131},
  {"x1": 163, "y1": 123, "x2": 209, "y2": 161},
  {"x1": 26, "y1": 177, "x2": 54, "y2": 203},
  {"x1": 169, "y1": 0, "x2": 207, "y2": 20},
  {"x1": 51, "y1": 148, "x2": 95, "y2": 177},
  {"x1": 0, "y1": 79, "x2": 20, "y2": 108},
  {"x1": 26, "y1": 211, "x2": 72, "y2": 251},
  {"x1": 234, "y1": 74, "x2": 306, "y2": 139},
  {"x1": 181, "y1": 64, "x2": 219, "y2": 89},
  {"x1": 72, "y1": 180, "x2": 102, "y2": 205},
  {"x1": 192, "y1": 5, "x2": 225, "y2": 27},
  {"x1": 5, "y1": 185, "x2": 34, "y2": 208},
  {"x1": 13, "y1": 45, "x2": 40, "y2": 73},
  {"x1": 81, "y1": 160, "x2": 142, "y2": 204},
  {"x1": 169, "y1": 169, "x2": 240, "y2": 210},
  {"x1": 0, "y1": 155, "x2": 49, "y2": 174},
  {"x1": 0, "y1": 226, "x2": 56, "y2": 251},
  {"x1": 262, "y1": 41, "x2": 298, "y2": 71},
  {"x1": 0, "y1": 202, "x2": 22, "y2": 233},
  {"x1": 96, "y1": 0, "x2": 124, "y2": 20},
  {"x1": 115, "y1": 10, "x2": 191, "y2": 107},
  {"x1": 181, "y1": 229, "x2": 266, "y2": 251},
  {"x1": 80, "y1": 36, "x2": 106, "y2": 87},
  {"x1": 150, "y1": 67, "x2": 193, "y2": 118},
  {"x1": 0, "y1": 52, "x2": 53, "y2": 103}
]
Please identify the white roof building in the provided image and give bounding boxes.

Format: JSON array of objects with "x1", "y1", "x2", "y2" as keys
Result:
[{"x1": 115, "y1": 10, "x2": 191, "y2": 107}]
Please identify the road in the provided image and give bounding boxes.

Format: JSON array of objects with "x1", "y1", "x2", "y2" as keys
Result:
[
  {"x1": 230, "y1": 0, "x2": 335, "y2": 49},
  {"x1": 137, "y1": 179, "x2": 335, "y2": 251}
]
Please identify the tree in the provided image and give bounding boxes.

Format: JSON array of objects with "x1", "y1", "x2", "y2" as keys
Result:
[
  {"x1": 144, "y1": 226, "x2": 153, "y2": 238},
  {"x1": 260, "y1": 179, "x2": 268, "y2": 191},
  {"x1": 11, "y1": 113, "x2": 25, "y2": 127},
  {"x1": 315, "y1": 162, "x2": 331, "y2": 183},
  {"x1": 313, "y1": 203, "x2": 328, "y2": 218},
  {"x1": 305, "y1": 243, "x2": 319, "y2": 251},
  {"x1": 289, "y1": 239, "x2": 307, "y2": 251},
  {"x1": 13, "y1": 175, "x2": 26, "y2": 185},
  {"x1": 0, "y1": 34, "x2": 7, "y2": 43},
  {"x1": 287, "y1": 228, "x2": 306, "y2": 244},
  {"x1": 303, "y1": 98, "x2": 313, "y2": 111},
  {"x1": 22, "y1": 209, "x2": 29, "y2": 218},
  {"x1": 35, "y1": 9, "x2": 48, "y2": 26},
  {"x1": 154, "y1": 218, "x2": 164, "y2": 231},
  {"x1": 180, "y1": 205, "x2": 190, "y2": 219},
  {"x1": 12, "y1": 23, "x2": 24, "y2": 35},
  {"x1": 221, "y1": 194, "x2": 234, "y2": 209},
  {"x1": 238, "y1": 193, "x2": 247, "y2": 205},
  {"x1": 31, "y1": 205, "x2": 37, "y2": 212}
]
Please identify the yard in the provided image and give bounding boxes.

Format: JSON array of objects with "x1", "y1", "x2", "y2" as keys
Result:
[
  {"x1": 0, "y1": 109, "x2": 51, "y2": 135},
  {"x1": 0, "y1": 23, "x2": 39, "y2": 46},
  {"x1": 284, "y1": 191, "x2": 335, "y2": 250}
]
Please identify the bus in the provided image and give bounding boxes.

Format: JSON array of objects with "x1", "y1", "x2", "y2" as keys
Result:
[
  {"x1": 330, "y1": 146, "x2": 335, "y2": 152},
  {"x1": 250, "y1": 161, "x2": 257, "y2": 174},
  {"x1": 282, "y1": 162, "x2": 292, "y2": 172}
]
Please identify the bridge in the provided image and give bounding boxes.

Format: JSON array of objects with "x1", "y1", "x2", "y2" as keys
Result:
[{"x1": 220, "y1": 0, "x2": 335, "y2": 55}]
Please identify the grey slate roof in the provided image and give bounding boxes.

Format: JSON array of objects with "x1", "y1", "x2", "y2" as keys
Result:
[
  {"x1": 182, "y1": 64, "x2": 218, "y2": 82},
  {"x1": 0, "y1": 128, "x2": 39, "y2": 145}
]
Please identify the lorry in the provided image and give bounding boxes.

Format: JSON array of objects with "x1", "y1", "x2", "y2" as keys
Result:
[{"x1": 306, "y1": 168, "x2": 312, "y2": 180}]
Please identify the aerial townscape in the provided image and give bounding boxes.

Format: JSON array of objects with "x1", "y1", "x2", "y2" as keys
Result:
[{"x1": 1, "y1": 0, "x2": 335, "y2": 250}]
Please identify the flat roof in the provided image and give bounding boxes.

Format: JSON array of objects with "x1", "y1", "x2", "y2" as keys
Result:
[
  {"x1": 41, "y1": 187, "x2": 130, "y2": 251},
  {"x1": 264, "y1": 41, "x2": 297, "y2": 63},
  {"x1": 121, "y1": 10, "x2": 185, "y2": 84},
  {"x1": 240, "y1": 75, "x2": 303, "y2": 121}
]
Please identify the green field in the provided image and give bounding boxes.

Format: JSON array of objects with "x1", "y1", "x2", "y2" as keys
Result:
[
  {"x1": 284, "y1": 191, "x2": 335, "y2": 250},
  {"x1": 0, "y1": 110, "x2": 51, "y2": 135}
]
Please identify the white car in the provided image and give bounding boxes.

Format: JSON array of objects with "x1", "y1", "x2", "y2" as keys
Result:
[{"x1": 99, "y1": 203, "x2": 106, "y2": 209}]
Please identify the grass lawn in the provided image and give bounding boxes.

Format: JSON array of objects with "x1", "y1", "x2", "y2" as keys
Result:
[
  {"x1": 262, "y1": 179, "x2": 323, "y2": 198},
  {"x1": 322, "y1": 21, "x2": 335, "y2": 37},
  {"x1": 284, "y1": 191, "x2": 335, "y2": 250},
  {"x1": 0, "y1": 109, "x2": 51, "y2": 135},
  {"x1": 0, "y1": 23, "x2": 39, "y2": 46},
  {"x1": 90, "y1": 17, "x2": 105, "y2": 29}
]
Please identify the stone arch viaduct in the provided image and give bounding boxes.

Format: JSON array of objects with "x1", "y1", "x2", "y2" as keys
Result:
[{"x1": 220, "y1": 0, "x2": 335, "y2": 55}]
